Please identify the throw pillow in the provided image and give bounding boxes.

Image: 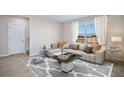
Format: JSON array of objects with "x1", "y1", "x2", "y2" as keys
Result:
[
  {"x1": 73, "y1": 44, "x2": 79, "y2": 50},
  {"x1": 79, "y1": 44, "x2": 87, "y2": 50},
  {"x1": 51, "y1": 43, "x2": 58, "y2": 49},
  {"x1": 69, "y1": 44, "x2": 74, "y2": 49},
  {"x1": 83, "y1": 46, "x2": 92, "y2": 54},
  {"x1": 58, "y1": 40, "x2": 68, "y2": 48},
  {"x1": 64, "y1": 43, "x2": 69, "y2": 49},
  {"x1": 69, "y1": 44, "x2": 79, "y2": 50},
  {"x1": 91, "y1": 44, "x2": 102, "y2": 54}
]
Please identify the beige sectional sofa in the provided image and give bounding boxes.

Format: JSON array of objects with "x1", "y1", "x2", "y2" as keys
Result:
[{"x1": 45, "y1": 44, "x2": 106, "y2": 64}]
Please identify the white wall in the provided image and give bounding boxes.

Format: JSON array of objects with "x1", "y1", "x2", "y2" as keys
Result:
[
  {"x1": 0, "y1": 15, "x2": 62, "y2": 57},
  {"x1": 107, "y1": 15, "x2": 124, "y2": 62},
  {"x1": 0, "y1": 16, "x2": 29, "y2": 56},
  {"x1": 62, "y1": 22, "x2": 72, "y2": 43},
  {"x1": 29, "y1": 16, "x2": 62, "y2": 56}
]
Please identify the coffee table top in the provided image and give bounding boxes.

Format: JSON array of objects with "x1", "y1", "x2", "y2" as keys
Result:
[
  {"x1": 53, "y1": 51, "x2": 67, "y2": 56},
  {"x1": 53, "y1": 53, "x2": 80, "y2": 63}
]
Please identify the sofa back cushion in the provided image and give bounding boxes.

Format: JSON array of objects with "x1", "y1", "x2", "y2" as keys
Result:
[{"x1": 69, "y1": 44, "x2": 79, "y2": 50}]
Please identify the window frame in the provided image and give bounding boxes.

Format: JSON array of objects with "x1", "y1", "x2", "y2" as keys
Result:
[{"x1": 77, "y1": 19, "x2": 97, "y2": 44}]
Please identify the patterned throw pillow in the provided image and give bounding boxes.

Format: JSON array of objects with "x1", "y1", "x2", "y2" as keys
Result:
[
  {"x1": 91, "y1": 44, "x2": 102, "y2": 54},
  {"x1": 58, "y1": 40, "x2": 68, "y2": 48}
]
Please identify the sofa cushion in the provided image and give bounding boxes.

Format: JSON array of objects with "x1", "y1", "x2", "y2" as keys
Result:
[{"x1": 83, "y1": 46, "x2": 92, "y2": 54}]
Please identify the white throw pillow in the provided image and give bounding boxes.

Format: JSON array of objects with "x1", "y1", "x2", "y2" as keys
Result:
[
  {"x1": 64, "y1": 43, "x2": 69, "y2": 48},
  {"x1": 79, "y1": 44, "x2": 86, "y2": 50}
]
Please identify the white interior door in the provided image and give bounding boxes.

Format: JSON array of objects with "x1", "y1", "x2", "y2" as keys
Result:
[{"x1": 8, "y1": 23, "x2": 25, "y2": 55}]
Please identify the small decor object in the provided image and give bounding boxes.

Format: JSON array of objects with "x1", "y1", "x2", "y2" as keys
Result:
[
  {"x1": 58, "y1": 55, "x2": 69, "y2": 61},
  {"x1": 111, "y1": 36, "x2": 122, "y2": 48},
  {"x1": 31, "y1": 57, "x2": 44, "y2": 64},
  {"x1": 59, "y1": 40, "x2": 68, "y2": 55},
  {"x1": 59, "y1": 40, "x2": 68, "y2": 48}
]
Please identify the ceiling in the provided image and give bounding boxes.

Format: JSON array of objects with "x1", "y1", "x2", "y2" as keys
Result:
[{"x1": 41, "y1": 15, "x2": 87, "y2": 22}]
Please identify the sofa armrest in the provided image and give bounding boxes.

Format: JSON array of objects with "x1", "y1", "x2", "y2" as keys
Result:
[
  {"x1": 44, "y1": 49, "x2": 53, "y2": 57},
  {"x1": 44, "y1": 48, "x2": 50, "y2": 51},
  {"x1": 95, "y1": 48, "x2": 106, "y2": 64}
]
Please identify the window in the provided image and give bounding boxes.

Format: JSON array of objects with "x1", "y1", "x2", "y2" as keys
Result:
[
  {"x1": 86, "y1": 23, "x2": 95, "y2": 36},
  {"x1": 77, "y1": 21, "x2": 97, "y2": 44}
]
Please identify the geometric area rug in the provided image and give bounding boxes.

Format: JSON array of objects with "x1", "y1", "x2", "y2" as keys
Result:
[{"x1": 26, "y1": 57, "x2": 113, "y2": 77}]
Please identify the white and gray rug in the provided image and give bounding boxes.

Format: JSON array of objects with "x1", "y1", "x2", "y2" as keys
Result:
[{"x1": 26, "y1": 57, "x2": 113, "y2": 77}]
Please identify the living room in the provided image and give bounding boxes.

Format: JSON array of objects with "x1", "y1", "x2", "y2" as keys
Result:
[
  {"x1": 0, "y1": 0, "x2": 124, "y2": 93},
  {"x1": 0, "y1": 15, "x2": 124, "y2": 77},
  {"x1": 1, "y1": 0, "x2": 124, "y2": 93}
]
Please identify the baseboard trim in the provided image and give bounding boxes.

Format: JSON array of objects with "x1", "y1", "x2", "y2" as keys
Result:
[
  {"x1": 106, "y1": 59, "x2": 124, "y2": 64},
  {"x1": 30, "y1": 53, "x2": 41, "y2": 57},
  {"x1": 0, "y1": 52, "x2": 26, "y2": 58},
  {"x1": 0, "y1": 54, "x2": 10, "y2": 57},
  {"x1": 8, "y1": 51, "x2": 26, "y2": 55}
]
